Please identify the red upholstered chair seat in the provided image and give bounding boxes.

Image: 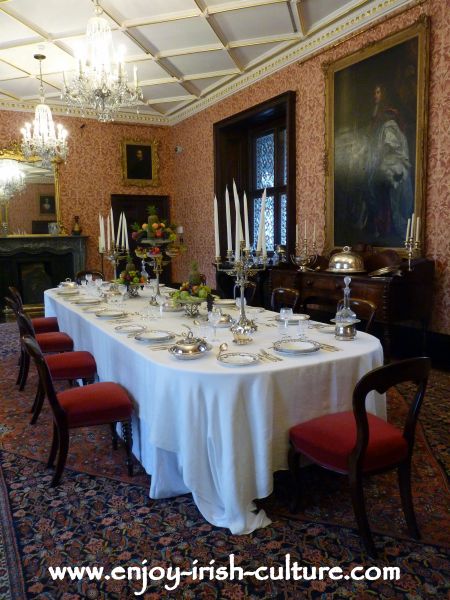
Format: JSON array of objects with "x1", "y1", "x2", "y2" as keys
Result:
[
  {"x1": 57, "y1": 382, "x2": 133, "y2": 428},
  {"x1": 36, "y1": 332, "x2": 74, "y2": 353},
  {"x1": 45, "y1": 352, "x2": 96, "y2": 380},
  {"x1": 31, "y1": 317, "x2": 59, "y2": 333},
  {"x1": 289, "y1": 411, "x2": 408, "y2": 473}
]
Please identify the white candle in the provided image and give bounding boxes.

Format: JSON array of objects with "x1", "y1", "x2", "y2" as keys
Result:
[
  {"x1": 410, "y1": 212, "x2": 415, "y2": 240},
  {"x1": 295, "y1": 224, "x2": 298, "y2": 245},
  {"x1": 243, "y1": 192, "x2": 250, "y2": 250},
  {"x1": 415, "y1": 216, "x2": 420, "y2": 242},
  {"x1": 117, "y1": 212, "x2": 123, "y2": 248},
  {"x1": 225, "y1": 187, "x2": 232, "y2": 252},
  {"x1": 405, "y1": 218, "x2": 411, "y2": 241},
  {"x1": 304, "y1": 221, "x2": 307, "y2": 240},
  {"x1": 98, "y1": 214, "x2": 102, "y2": 251},
  {"x1": 99, "y1": 214, "x2": 105, "y2": 251},
  {"x1": 123, "y1": 214, "x2": 129, "y2": 251},
  {"x1": 213, "y1": 196, "x2": 220, "y2": 257},
  {"x1": 107, "y1": 216, "x2": 110, "y2": 251},
  {"x1": 233, "y1": 181, "x2": 240, "y2": 257},
  {"x1": 110, "y1": 208, "x2": 115, "y2": 245},
  {"x1": 313, "y1": 223, "x2": 316, "y2": 244}
]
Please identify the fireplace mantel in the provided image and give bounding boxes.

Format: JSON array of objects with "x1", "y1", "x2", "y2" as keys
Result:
[{"x1": 0, "y1": 235, "x2": 88, "y2": 311}]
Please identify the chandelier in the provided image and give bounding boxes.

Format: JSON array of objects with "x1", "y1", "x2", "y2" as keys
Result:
[
  {"x1": 62, "y1": 0, "x2": 143, "y2": 122},
  {"x1": 21, "y1": 54, "x2": 69, "y2": 168},
  {"x1": 0, "y1": 160, "x2": 26, "y2": 205}
]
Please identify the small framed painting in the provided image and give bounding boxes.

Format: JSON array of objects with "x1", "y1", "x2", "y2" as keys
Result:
[
  {"x1": 121, "y1": 140, "x2": 160, "y2": 187},
  {"x1": 39, "y1": 194, "x2": 56, "y2": 215}
]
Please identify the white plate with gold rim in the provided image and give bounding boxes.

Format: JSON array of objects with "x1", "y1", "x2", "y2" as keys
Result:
[
  {"x1": 96, "y1": 309, "x2": 125, "y2": 318},
  {"x1": 217, "y1": 352, "x2": 259, "y2": 367},
  {"x1": 72, "y1": 297, "x2": 102, "y2": 305},
  {"x1": 273, "y1": 339, "x2": 320, "y2": 355},
  {"x1": 135, "y1": 330, "x2": 175, "y2": 342},
  {"x1": 115, "y1": 324, "x2": 146, "y2": 334}
]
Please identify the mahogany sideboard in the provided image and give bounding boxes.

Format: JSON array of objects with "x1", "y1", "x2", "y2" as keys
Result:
[{"x1": 265, "y1": 259, "x2": 434, "y2": 361}]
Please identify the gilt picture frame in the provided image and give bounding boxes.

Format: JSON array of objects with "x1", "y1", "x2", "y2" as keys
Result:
[
  {"x1": 121, "y1": 139, "x2": 160, "y2": 187},
  {"x1": 325, "y1": 18, "x2": 430, "y2": 252}
]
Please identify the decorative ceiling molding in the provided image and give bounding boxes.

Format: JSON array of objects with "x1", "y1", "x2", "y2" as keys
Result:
[{"x1": 0, "y1": 0, "x2": 418, "y2": 126}]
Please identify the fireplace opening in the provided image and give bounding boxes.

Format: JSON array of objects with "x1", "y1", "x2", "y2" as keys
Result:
[{"x1": 19, "y1": 262, "x2": 53, "y2": 305}]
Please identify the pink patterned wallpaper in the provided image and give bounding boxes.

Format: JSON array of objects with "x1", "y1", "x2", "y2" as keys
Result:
[
  {"x1": 0, "y1": 0, "x2": 448, "y2": 333},
  {"x1": 8, "y1": 183, "x2": 54, "y2": 233},
  {"x1": 170, "y1": 0, "x2": 450, "y2": 335}
]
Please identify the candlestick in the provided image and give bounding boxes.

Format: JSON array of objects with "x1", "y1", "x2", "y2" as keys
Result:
[
  {"x1": 225, "y1": 187, "x2": 232, "y2": 252},
  {"x1": 243, "y1": 192, "x2": 250, "y2": 250}
]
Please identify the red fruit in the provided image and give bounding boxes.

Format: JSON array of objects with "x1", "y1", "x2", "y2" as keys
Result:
[{"x1": 131, "y1": 231, "x2": 139, "y2": 240}]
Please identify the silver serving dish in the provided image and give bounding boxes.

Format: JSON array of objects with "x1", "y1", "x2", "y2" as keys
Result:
[
  {"x1": 330, "y1": 319, "x2": 361, "y2": 340},
  {"x1": 169, "y1": 330, "x2": 212, "y2": 360},
  {"x1": 217, "y1": 313, "x2": 234, "y2": 327},
  {"x1": 58, "y1": 278, "x2": 77, "y2": 288},
  {"x1": 327, "y1": 246, "x2": 365, "y2": 273}
]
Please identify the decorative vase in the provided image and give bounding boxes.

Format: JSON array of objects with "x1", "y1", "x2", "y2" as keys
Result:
[{"x1": 72, "y1": 215, "x2": 82, "y2": 235}]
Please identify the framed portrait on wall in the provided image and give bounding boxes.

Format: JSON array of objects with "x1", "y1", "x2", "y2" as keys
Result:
[
  {"x1": 39, "y1": 194, "x2": 56, "y2": 215},
  {"x1": 325, "y1": 17, "x2": 430, "y2": 251},
  {"x1": 121, "y1": 139, "x2": 160, "y2": 187}
]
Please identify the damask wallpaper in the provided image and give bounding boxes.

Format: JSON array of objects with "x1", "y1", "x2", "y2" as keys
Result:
[{"x1": 0, "y1": 0, "x2": 448, "y2": 334}]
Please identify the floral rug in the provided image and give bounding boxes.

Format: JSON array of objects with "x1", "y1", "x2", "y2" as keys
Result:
[{"x1": 0, "y1": 323, "x2": 449, "y2": 598}]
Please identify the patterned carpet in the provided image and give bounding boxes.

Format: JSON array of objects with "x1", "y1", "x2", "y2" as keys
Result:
[{"x1": 0, "y1": 322, "x2": 449, "y2": 598}]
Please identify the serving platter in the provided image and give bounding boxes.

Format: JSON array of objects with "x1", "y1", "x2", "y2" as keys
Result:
[
  {"x1": 273, "y1": 338, "x2": 320, "y2": 355},
  {"x1": 217, "y1": 352, "x2": 259, "y2": 367}
]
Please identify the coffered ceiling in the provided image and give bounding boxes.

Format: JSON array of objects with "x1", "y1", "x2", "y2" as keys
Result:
[{"x1": 0, "y1": 0, "x2": 416, "y2": 125}]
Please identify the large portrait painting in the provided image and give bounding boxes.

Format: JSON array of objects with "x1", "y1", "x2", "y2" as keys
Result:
[
  {"x1": 121, "y1": 139, "x2": 160, "y2": 187},
  {"x1": 325, "y1": 18, "x2": 429, "y2": 250}
]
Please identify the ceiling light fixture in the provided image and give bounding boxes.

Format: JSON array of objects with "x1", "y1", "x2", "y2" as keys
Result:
[
  {"x1": 21, "y1": 54, "x2": 69, "y2": 168},
  {"x1": 62, "y1": 0, "x2": 143, "y2": 122}
]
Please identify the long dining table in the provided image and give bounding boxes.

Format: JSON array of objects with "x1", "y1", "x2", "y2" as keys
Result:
[{"x1": 44, "y1": 286, "x2": 385, "y2": 535}]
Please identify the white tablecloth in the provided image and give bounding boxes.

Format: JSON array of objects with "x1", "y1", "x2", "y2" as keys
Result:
[{"x1": 45, "y1": 288, "x2": 385, "y2": 534}]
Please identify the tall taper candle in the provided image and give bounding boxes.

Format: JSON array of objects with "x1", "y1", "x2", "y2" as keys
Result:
[
  {"x1": 415, "y1": 217, "x2": 420, "y2": 243},
  {"x1": 405, "y1": 217, "x2": 411, "y2": 242},
  {"x1": 110, "y1": 208, "x2": 115, "y2": 245},
  {"x1": 107, "y1": 216, "x2": 110, "y2": 252},
  {"x1": 117, "y1": 212, "x2": 123, "y2": 248},
  {"x1": 410, "y1": 212, "x2": 415, "y2": 240},
  {"x1": 233, "y1": 182, "x2": 241, "y2": 256},
  {"x1": 313, "y1": 223, "x2": 316, "y2": 244},
  {"x1": 225, "y1": 187, "x2": 232, "y2": 252},
  {"x1": 124, "y1": 214, "x2": 129, "y2": 251},
  {"x1": 98, "y1": 215, "x2": 103, "y2": 251},
  {"x1": 214, "y1": 196, "x2": 220, "y2": 257},
  {"x1": 243, "y1": 192, "x2": 250, "y2": 250},
  {"x1": 295, "y1": 224, "x2": 298, "y2": 245}
]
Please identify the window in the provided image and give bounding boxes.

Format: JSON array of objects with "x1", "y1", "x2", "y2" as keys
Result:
[
  {"x1": 214, "y1": 92, "x2": 295, "y2": 257},
  {"x1": 252, "y1": 126, "x2": 287, "y2": 252}
]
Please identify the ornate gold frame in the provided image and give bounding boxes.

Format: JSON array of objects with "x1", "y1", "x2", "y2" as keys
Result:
[
  {"x1": 121, "y1": 139, "x2": 160, "y2": 187},
  {"x1": 324, "y1": 17, "x2": 430, "y2": 253},
  {"x1": 0, "y1": 142, "x2": 62, "y2": 231}
]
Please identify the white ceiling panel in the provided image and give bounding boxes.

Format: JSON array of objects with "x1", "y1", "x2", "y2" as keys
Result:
[
  {"x1": 232, "y1": 41, "x2": 289, "y2": 69},
  {"x1": 212, "y1": 4, "x2": 295, "y2": 42},
  {"x1": 132, "y1": 17, "x2": 220, "y2": 54},
  {"x1": 166, "y1": 49, "x2": 236, "y2": 76},
  {"x1": 103, "y1": 0, "x2": 200, "y2": 23},
  {"x1": 0, "y1": 43, "x2": 77, "y2": 75},
  {"x1": 141, "y1": 81, "x2": 194, "y2": 101},
  {"x1": 0, "y1": 0, "x2": 409, "y2": 123},
  {"x1": 0, "y1": 76, "x2": 56, "y2": 99},
  {"x1": 300, "y1": 0, "x2": 351, "y2": 31},
  {"x1": 0, "y1": 10, "x2": 43, "y2": 48}
]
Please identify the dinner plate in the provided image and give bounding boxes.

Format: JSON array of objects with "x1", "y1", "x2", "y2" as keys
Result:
[
  {"x1": 57, "y1": 289, "x2": 79, "y2": 296},
  {"x1": 72, "y1": 298, "x2": 102, "y2": 305},
  {"x1": 217, "y1": 352, "x2": 259, "y2": 367},
  {"x1": 83, "y1": 305, "x2": 106, "y2": 313},
  {"x1": 134, "y1": 330, "x2": 175, "y2": 342},
  {"x1": 273, "y1": 338, "x2": 320, "y2": 354},
  {"x1": 115, "y1": 324, "x2": 146, "y2": 334},
  {"x1": 95, "y1": 310, "x2": 125, "y2": 318}
]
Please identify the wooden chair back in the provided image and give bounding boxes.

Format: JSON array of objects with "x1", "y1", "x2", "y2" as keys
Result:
[
  {"x1": 271, "y1": 287, "x2": 300, "y2": 312},
  {"x1": 75, "y1": 270, "x2": 104, "y2": 284}
]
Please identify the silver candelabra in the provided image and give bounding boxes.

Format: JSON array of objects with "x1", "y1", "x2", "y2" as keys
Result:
[
  {"x1": 290, "y1": 237, "x2": 318, "y2": 272},
  {"x1": 104, "y1": 243, "x2": 128, "y2": 279},
  {"x1": 404, "y1": 236, "x2": 421, "y2": 272},
  {"x1": 215, "y1": 245, "x2": 267, "y2": 335}
]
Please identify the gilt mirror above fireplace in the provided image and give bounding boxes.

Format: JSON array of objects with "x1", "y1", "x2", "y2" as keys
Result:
[{"x1": 0, "y1": 143, "x2": 60, "y2": 235}]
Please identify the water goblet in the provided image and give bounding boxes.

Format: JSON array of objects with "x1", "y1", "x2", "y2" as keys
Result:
[
  {"x1": 208, "y1": 307, "x2": 222, "y2": 342},
  {"x1": 279, "y1": 307, "x2": 293, "y2": 336},
  {"x1": 297, "y1": 314, "x2": 310, "y2": 339},
  {"x1": 155, "y1": 293, "x2": 166, "y2": 319},
  {"x1": 118, "y1": 284, "x2": 127, "y2": 308}
]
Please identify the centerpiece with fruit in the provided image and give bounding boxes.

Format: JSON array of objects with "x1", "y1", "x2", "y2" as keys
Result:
[
  {"x1": 116, "y1": 261, "x2": 147, "y2": 297},
  {"x1": 170, "y1": 262, "x2": 211, "y2": 317},
  {"x1": 132, "y1": 206, "x2": 185, "y2": 258}
]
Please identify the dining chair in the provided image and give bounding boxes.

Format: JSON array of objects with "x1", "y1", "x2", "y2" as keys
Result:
[
  {"x1": 288, "y1": 357, "x2": 431, "y2": 557},
  {"x1": 234, "y1": 281, "x2": 257, "y2": 305},
  {"x1": 271, "y1": 287, "x2": 300, "y2": 312},
  {"x1": 75, "y1": 270, "x2": 104, "y2": 284},
  {"x1": 9, "y1": 302, "x2": 74, "y2": 390},
  {"x1": 302, "y1": 295, "x2": 377, "y2": 333},
  {"x1": 22, "y1": 335, "x2": 134, "y2": 486},
  {"x1": 7, "y1": 286, "x2": 59, "y2": 333}
]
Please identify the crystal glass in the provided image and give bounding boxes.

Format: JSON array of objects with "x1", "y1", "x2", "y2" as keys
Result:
[
  {"x1": 297, "y1": 315, "x2": 310, "y2": 338},
  {"x1": 235, "y1": 296, "x2": 246, "y2": 309},
  {"x1": 279, "y1": 307, "x2": 293, "y2": 334},
  {"x1": 118, "y1": 284, "x2": 127, "y2": 308},
  {"x1": 208, "y1": 307, "x2": 222, "y2": 342},
  {"x1": 155, "y1": 293, "x2": 166, "y2": 318},
  {"x1": 85, "y1": 273, "x2": 93, "y2": 284}
]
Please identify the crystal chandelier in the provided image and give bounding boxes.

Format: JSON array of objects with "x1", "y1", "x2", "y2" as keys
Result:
[
  {"x1": 0, "y1": 160, "x2": 26, "y2": 204},
  {"x1": 21, "y1": 54, "x2": 68, "y2": 168},
  {"x1": 62, "y1": 0, "x2": 143, "y2": 122}
]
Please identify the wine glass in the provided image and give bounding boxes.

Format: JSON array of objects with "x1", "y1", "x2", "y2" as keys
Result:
[
  {"x1": 208, "y1": 307, "x2": 222, "y2": 342},
  {"x1": 279, "y1": 307, "x2": 293, "y2": 336},
  {"x1": 85, "y1": 273, "x2": 93, "y2": 285},
  {"x1": 155, "y1": 293, "x2": 166, "y2": 319}
]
